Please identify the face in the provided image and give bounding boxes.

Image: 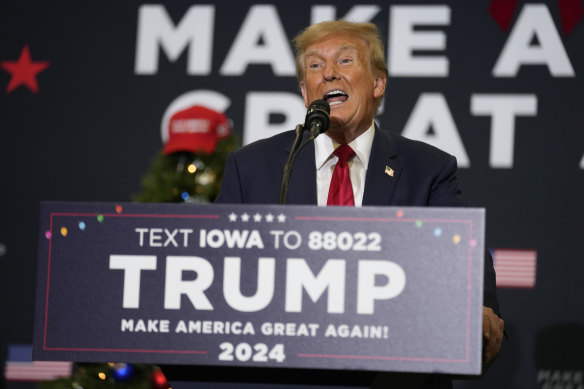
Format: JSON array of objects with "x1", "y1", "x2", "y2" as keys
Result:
[{"x1": 299, "y1": 33, "x2": 386, "y2": 143}]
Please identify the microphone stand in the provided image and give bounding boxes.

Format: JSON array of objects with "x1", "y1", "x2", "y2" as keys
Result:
[
  {"x1": 279, "y1": 123, "x2": 325, "y2": 204},
  {"x1": 279, "y1": 124, "x2": 304, "y2": 204}
]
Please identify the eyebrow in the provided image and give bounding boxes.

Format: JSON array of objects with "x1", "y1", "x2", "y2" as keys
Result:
[{"x1": 305, "y1": 44, "x2": 359, "y2": 58}]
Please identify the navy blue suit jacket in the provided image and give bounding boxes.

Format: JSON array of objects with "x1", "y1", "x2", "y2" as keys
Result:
[{"x1": 217, "y1": 127, "x2": 463, "y2": 207}]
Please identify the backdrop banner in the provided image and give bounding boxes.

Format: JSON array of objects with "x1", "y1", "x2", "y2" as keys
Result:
[{"x1": 33, "y1": 202, "x2": 484, "y2": 375}]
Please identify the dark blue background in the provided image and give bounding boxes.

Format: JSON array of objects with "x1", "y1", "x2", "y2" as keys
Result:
[{"x1": 1, "y1": 1, "x2": 583, "y2": 388}]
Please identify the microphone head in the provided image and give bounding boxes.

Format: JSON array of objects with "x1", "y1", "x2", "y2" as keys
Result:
[
  {"x1": 308, "y1": 98, "x2": 330, "y2": 114},
  {"x1": 305, "y1": 99, "x2": 330, "y2": 136}
]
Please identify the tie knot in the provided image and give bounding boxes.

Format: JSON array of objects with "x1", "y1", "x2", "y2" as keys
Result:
[{"x1": 333, "y1": 144, "x2": 355, "y2": 163}]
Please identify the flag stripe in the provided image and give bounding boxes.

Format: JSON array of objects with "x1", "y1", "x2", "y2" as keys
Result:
[
  {"x1": 495, "y1": 275, "x2": 536, "y2": 282},
  {"x1": 5, "y1": 361, "x2": 73, "y2": 381},
  {"x1": 5, "y1": 344, "x2": 72, "y2": 382},
  {"x1": 496, "y1": 256, "x2": 536, "y2": 261},
  {"x1": 497, "y1": 279, "x2": 535, "y2": 284},
  {"x1": 494, "y1": 249, "x2": 537, "y2": 288},
  {"x1": 495, "y1": 268, "x2": 536, "y2": 273}
]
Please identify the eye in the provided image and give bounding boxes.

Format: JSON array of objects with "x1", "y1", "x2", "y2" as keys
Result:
[{"x1": 340, "y1": 58, "x2": 352, "y2": 65}]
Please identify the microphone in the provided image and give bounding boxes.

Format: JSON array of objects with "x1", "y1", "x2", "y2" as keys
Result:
[
  {"x1": 279, "y1": 100, "x2": 330, "y2": 204},
  {"x1": 304, "y1": 99, "x2": 330, "y2": 138}
]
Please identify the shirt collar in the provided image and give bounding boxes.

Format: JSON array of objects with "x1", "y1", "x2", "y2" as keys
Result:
[{"x1": 315, "y1": 121, "x2": 375, "y2": 170}]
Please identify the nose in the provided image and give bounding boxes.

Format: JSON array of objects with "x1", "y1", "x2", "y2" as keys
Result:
[{"x1": 323, "y1": 61, "x2": 339, "y2": 82}]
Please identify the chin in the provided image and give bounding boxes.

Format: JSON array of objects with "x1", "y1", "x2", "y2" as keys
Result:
[{"x1": 328, "y1": 116, "x2": 343, "y2": 127}]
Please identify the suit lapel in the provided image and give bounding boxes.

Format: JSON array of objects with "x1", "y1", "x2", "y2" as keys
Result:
[
  {"x1": 281, "y1": 135, "x2": 317, "y2": 204},
  {"x1": 362, "y1": 128, "x2": 403, "y2": 206}
]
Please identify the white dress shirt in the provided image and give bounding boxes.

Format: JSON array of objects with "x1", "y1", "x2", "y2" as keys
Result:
[{"x1": 314, "y1": 122, "x2": 375, "y2": 206}]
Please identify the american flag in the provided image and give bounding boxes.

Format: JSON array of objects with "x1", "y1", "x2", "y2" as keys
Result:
[
  {"x1": 493, "y1": 249, "x2": 537, "y2": 288},
  {"x1": 4, "y1": 344, "x2": 72, "y2": 381}
]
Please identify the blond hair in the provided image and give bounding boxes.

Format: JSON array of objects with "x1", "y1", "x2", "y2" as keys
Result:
[{"x1": 293, "y1": 20, "x2": 388, "y2": 82}]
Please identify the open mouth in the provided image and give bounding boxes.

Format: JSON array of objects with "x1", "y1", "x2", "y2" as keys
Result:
[{"x1": 323, "y1": 89, "x2": 348, "y2": 106}]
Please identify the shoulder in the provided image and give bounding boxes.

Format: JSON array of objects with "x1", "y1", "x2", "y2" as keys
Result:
[
  {"x1": 386, "y1": 129, "x2": 453, "y2": 159},
  {"x1": 217, "y1": 130, "x2": 298, "y2": 204},
  {"x1": 375, "y1": 128, "x2": 457, "y2": 171},
  {"x1": 230, "y1": 130, "x2": 297, "y2": 161},
  {"x1": 372, "y1": 128, "x2": 463, "y2": 206}
]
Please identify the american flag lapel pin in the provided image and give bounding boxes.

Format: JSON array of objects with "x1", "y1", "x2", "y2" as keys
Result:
[{"x1": 384, "y1": 165, "x2": 395, "y2": 177}]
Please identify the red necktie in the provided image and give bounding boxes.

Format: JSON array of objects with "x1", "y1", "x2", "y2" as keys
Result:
[{"x1": 327, "y1": 145, "x2": 356, "y2": 206}]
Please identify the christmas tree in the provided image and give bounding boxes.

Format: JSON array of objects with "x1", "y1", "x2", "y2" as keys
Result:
[
  {"x1": 41, "y1": 363, "x2": 169, "y2": 389},
  {"x1": 134, "y1": 105, "x2": 238, "y2": 203},
  {"x1": 41, "y1": 106, "x2": 238, "y2": 389}
]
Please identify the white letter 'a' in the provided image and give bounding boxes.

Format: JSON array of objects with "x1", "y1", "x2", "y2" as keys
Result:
[
  {"x1": 402, "y1": 93, "x2": 470, "y2": 167},
  {"x1": 493, "y1": 5, "x2": 574, "y2": 77},
  {"x1": 220, "y1": 5, "x2": 295, "y2": 76},
  {"x1": 135, "y1": 5, "x2": 214, "y2": 75}
]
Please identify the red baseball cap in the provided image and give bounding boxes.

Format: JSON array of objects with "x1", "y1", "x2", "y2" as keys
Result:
[{"x1": 163, "y1": 105, "x2": 231, "y2": 155}]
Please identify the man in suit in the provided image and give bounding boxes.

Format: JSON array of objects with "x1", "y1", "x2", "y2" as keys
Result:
[{"x1": 216, "y1": 20, "x2": 503, "y2": 386}]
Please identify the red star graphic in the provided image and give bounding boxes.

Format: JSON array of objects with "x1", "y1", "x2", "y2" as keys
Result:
[{"x1": 1, "y1": 45, "x2": 50, "y2": 94}]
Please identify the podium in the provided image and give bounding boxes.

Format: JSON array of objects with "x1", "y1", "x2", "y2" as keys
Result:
[{"x1": 33, "y1": 202, "x2": 485, "y2": 386}]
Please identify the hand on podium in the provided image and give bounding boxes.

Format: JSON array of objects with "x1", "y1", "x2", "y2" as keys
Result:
[{"x1": 482, "y1": 307, "x2": 504, "y2": 364}]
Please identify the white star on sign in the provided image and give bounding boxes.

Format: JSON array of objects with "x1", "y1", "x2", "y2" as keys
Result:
[
  {"x1": 241, "y1": 213, "x2": 250, "y2": 222},
  {"x1": 253, "y1": 213, "x2": 262, "y2": 222},
  {"x1": 228, "y1": 212, "x2": 238, "y2": 222},
  {"x1": 265, "y1": 213, "x2": 274, "y2": 222},
  {"x1": 277, "y1": 213, "x2": 286, "y2": 223}
]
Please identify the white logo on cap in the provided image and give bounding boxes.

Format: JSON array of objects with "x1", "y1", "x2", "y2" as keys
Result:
[{"x1": 161, "y1": 90, "x2": 231, "y2": 144}]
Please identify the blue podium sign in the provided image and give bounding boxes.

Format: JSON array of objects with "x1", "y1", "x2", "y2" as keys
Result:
[{"x1": 33, "y1": 202, "x2": 484, "y2": 375}]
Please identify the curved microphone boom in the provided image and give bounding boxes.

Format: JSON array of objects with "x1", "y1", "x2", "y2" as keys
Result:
[{"x1": 279, "y1": 100, "x2": 331, "y2": 204}]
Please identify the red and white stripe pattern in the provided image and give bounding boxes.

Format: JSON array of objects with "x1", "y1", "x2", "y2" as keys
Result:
[
  {"x1": 493, "y1": 249, "x2": 537, "y2": 288},
  {"x1": 4, "y1": 344, "x2": 72, "y2": 381}
]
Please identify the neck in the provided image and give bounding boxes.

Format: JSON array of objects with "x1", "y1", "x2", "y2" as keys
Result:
[{"x1": 326, "y1": 122, "x2": 370, "y2": 144}]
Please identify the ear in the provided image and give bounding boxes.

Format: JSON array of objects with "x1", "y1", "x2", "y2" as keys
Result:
[
  {"x1": 373, "y1": 74, "x2": 387, "y2": 99},
  {"x1": 300, "y1": 81, "x2": 309, "y2": 108}
]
